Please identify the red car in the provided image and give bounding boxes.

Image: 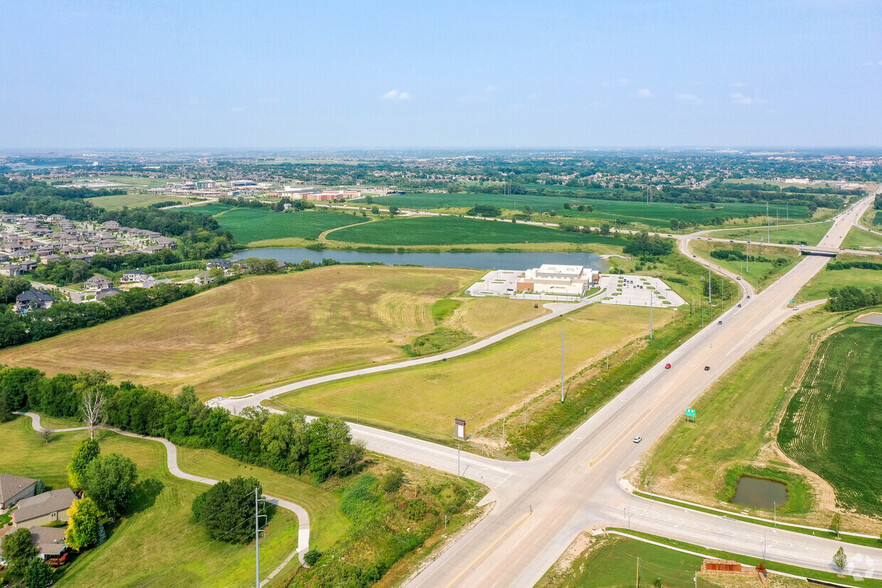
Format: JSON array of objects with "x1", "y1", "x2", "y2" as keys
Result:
[{"x1": 664, "y1": 363, "x2": 672, "y2": 369}]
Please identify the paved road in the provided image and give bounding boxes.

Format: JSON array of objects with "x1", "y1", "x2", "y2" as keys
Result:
[
  {"x1": 17, "y1": 412, "x2": 309, "y2": 584},
  {"x1": 402, "y1": 193, "x2": 881, "y2": 586}
]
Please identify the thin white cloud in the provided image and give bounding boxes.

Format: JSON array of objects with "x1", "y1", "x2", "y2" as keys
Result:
[
  {"x1": 675, "y1": 93, "x2": 703, "y2": 105},
  {"x1": 636, "y1": 88, "x2": 652, "y2": 98},
  {"x1": 382, "y1": 89, "x2": 411, "y2": 100},
  {"x1": 731, "y1": 92, "x2": 763, "y2": 105}
]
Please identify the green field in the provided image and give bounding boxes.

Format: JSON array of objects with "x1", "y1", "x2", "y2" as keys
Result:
[
  {"x1": 358, "y1": 193, "x2": 812, "y2": 228},
  {"x1": 842, "y1": 226, "x2": 882, "y2": 250},
  {"x1": 711, "y1": 221, "x2": 832, "y2": 246},
  {"x1": 778, "y1": 325, "x2": 882, "y2": 517},
  {"x1": 327, "y1": 215, "x2": 627, "y2": 246},
  {"x1": 690, "y1": 240, "x2": 802, "y2": 291},
  {"x1": 271, "y1": 303, "x2": 673, "y2": 442},
  {"x1": 86, "y1": 193, "x2": 197, "y2": 210},
  {"x1": 178, "y1": 203, "x2": 235, "y2": 216},
  {"x1": 213, "y1": 208, "x2": 369, "y2": 242},
  {"x1": 797, "y1": 254, "x2": 882, "y2": 302},
  {"x1": 640, "y1": 309, "x2": 842, "y2": 522},
  {"x1": 0, "y1": 417, "x2": 299, "y2": 587}
]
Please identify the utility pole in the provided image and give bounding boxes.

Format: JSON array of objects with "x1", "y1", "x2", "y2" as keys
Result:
[
  {"x1": 636, "y1": 556, "x2": 639, "y2": 588},
  {"x1": 767, "y1": 200, "x2": 770, "y2": 243},
  {"x1": 708, "y1": 262, "x2": 712, "y2": 304},
  {"x1": 560, "y1": 328, "x2": 565, "y2": 403},
  {"x1": 746, "y1": 239, "x2": 749, "y2": 273},
  {"x1": 255, "y1": 488, "x2": 266, "y2": 588},
  {"x1": 649, "y1": 289, "x2": 654, "y2": 340}
]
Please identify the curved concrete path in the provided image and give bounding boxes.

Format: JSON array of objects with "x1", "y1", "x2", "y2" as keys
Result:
[{"x1": 18, "y1": 412, "x2": 309, "y2": 583}]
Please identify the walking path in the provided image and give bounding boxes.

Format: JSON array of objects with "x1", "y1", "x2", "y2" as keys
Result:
[{"x1": 17, "y1": 412, "x2": 309, "y2": 584}]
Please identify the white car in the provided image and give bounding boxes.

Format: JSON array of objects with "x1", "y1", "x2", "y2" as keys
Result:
[{"x1": 633, "y1": 436, "x2": 642, "y2": 443}]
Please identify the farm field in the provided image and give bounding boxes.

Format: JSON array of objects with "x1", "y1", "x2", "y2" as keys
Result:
[
  {"x1": 637, "y1": 309, "x2": 848, "y2": 526},
  {"x1": 327, "y1": 215, "x2": 628, "y2": 246},
  {"x1": 0, "y1": 417, "x2": 298, "y2": 587},
  {"x1": 778, "y1": 325, "x2": 882, "y2": 517},
  {"x1": 86, "y1": 192, "x2": 196, "y2": 210},
  {"x1": 271, "y1": 303, "x2": 674, "y2": 441},
  {"x1": 214, "y1": 208, "x2": 369, "y2": 242},
  {"x1": 797, "y1": 254, "x2": 882, "y2": 302},
  {"x1": 359, "y1": 192, "x2": 812, "y2": 228},
  {"x1": 842, "y1": 226, "x2": 882, "y2": 251},
  {"x1": 0, "y1": 266, "x2": 548, "y2": 398},
  {"x1": 689, "y1": 240, "x2": 802, "y2": 291},
  {"x1": 711, "y1": 221, "x2": 832, "y2": 246}
]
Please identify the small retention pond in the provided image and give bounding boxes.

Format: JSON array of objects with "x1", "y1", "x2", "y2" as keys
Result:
[
  {"x1": 232, "y1": 248, "x2": 608, "y2": 271},
  {"x1": 732, "y1": 476, "x2": 787, "y2": 510}
]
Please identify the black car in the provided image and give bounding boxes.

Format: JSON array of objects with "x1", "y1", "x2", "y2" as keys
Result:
[{"x1": 704, "y1": 366, "x2": 710, "y2": 371}]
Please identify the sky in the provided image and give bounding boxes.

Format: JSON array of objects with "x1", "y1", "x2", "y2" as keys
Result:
[{"x1": 1, "y1": 0, "x2": 881, "y2": 149}]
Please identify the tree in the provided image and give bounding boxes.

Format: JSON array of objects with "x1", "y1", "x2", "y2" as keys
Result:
[
  {"x1": 82, "y1": 453, "x2": 138, "y2": 518},
  {"x1": 41, "y1": 427, "x2": 53, "y2": 443},
  {"x1": 68, "y1": 437, "x2": 101, "y2": 490},
  {"x1": 192, "y1": 477, "x2": 266, "y2": 544},
  {"x1": 833, "y1": 546, "x2": 847, "y2": 573},
  {"x1": 77, "y1": 371, "x2": 110, "y2": 439},
  {"x1": 23, "y1": 558, "x2": 55, "y2": 588},
  {"x1": 0, "y1": 527, "x2": 38, "y2": 578},
  {"x1": 388, "y1": 206, "x2": 400, "y2": 216},
  {"x1": 830, "y1": 513, "x2": 842, "y2": 538},
  {"x1": 65, "y1": 497, "x2": 103, "y2": 551},
  {"x1": 600, "y1": 223, "x2": 611, "y2": 236}
]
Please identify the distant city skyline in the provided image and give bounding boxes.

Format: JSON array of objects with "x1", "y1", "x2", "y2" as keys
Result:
[{"x1": 1, "y1": 1, "x2": 881, "y2": 149}]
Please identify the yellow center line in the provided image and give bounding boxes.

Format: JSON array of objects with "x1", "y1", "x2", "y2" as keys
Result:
[{"x1": 444, "y1": 511, "x2": 534, "y2": 588}]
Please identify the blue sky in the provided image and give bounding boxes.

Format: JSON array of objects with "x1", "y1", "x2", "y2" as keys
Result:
[{"x1": 1, "y1": 0, "x2": 880, "y2": 149}]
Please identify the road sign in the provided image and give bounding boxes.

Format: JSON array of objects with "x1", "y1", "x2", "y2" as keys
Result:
[{"x1": 685, "y1": 408, "x2": 696, "y2": 418}]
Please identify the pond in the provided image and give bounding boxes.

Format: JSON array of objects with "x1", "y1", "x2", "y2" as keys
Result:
[
  {"x1": 231, "y1": 248, "x2": 609, "y2": 271},
  {"x1": 732, "y1": 476, "x2": 787, "y2": 510}
]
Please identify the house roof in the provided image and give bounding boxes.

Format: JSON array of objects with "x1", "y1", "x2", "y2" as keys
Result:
[
  {"x1": 96, "y1": 287, "x2": 123, "y2": 301},
  {"x1": 12, "y1": 488, "x2": 76, "y2": 523},
  {"x1": 87, "y1": 274, "x2": 112, "y2": 283},
  {"x1": 29, "y1": 526, "x2": 67, "y2": 556},
  {"x1": 122, "y1": 269, "x2": 147, "y2": 275},
  {"x1": 0, "y1": 473, "x2": 38, "y2": 503},
  {"x1": 15, "y1": 289, "x2": 55, "y2": 304}
]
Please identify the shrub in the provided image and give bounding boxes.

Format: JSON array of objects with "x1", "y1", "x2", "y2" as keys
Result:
[
  {"x1": 192, "y1": 477, "x2": 268, "y2": 544},
  {"x1": 304, "y1": 548, "x2": 322, "y2": 566},
  {"x1": 82, "y1": 453, "x2": 138, "y2": 518},
  {"x1": 381, "y1": 467, "x2": 406, "y2": 493}
]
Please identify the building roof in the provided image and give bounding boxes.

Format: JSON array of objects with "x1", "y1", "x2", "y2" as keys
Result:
[
  {"x1": 29, "y1": 526, "x2": 67, "y2": 556},
  {"x1": 12, "y1": 488, "x2": 76, "y2": 523},
  {"x1": 122, "y1": 269, "x2": 147, "y2": 276},
  {"x1": 0, "y1": 473, "x2": 38, "y2": 503},
  {"x1": 87, "y1": 274, "x2": 112, "y2": 284},
  {"x1": 15, "y1": 289, "x2": 55, "y2": 304},
  {"x1": 95, "y1": 287, "x2": 123, "y2": 301}
]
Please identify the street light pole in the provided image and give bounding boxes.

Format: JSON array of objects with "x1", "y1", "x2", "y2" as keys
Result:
[
  {"x1": 649, "y1": 289, "x2": 653, "y2": 340},
  {"x1": 560, "y1": 328, "x2": 565, "y2": 403}
]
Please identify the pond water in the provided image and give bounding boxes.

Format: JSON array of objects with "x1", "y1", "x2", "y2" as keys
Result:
[
  {"x1": 231, "y1": 248, "x2": 609, "y2": 271},
  {"x1": 855, "y1": 312, "x2": 882, "y2": 326},
  {"x1": 732, "y1": 476, "x2": 787, "y2": 510}
]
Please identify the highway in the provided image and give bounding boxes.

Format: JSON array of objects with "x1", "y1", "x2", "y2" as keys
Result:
[{"x1": 220, "y1": 192, "x2": 881, "y2": 584}]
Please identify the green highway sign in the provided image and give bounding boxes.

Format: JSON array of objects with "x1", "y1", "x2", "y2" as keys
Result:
[{"x1": 685, "y1": 408, "x2": 696, "y2": 418}]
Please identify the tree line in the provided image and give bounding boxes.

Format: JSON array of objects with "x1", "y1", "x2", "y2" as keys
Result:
[{"x1": 826, "y1": 285, "x2": 882, "y2": 312}]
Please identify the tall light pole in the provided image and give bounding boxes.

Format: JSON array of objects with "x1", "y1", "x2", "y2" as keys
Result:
[
  {"x1": 649, "y1": 289, "x2": 654, "y2": 340},
  {"x1": 708, "y1": 262, "x2": 712, "y2": 304},
  {"x1": 766, "y1": 200, "x2": 770, "y2": 243},
  {"x1": 560, "y1": 328, "x2": 565, "y2": 403}
]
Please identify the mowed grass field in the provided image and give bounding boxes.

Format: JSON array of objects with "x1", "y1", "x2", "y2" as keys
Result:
[
  {"x1": 178, "y1": 203, "x2": 234, "y2": 216},
  {"x1": 842, "y1": 226, "x2": 882, "y2": 250},
  {"x1": 712, "y1": 221, "x2": 832, "y2": 246},
  {"x1": 328, "y1": 215, "x2": 628, "y2": 246},
  {"x1": 689, "y1": 240, "x2": 802, "y2": 291},
  {"x1": 0, "y1": 266, "x2": 547, "y2": 398},
  {"x1": 0, "y1": 417, "x2": 299, "y2": 588},
  {"x1": 640, "y1": 309, "x2": 842, "y2": 521},
  {"x1": 214, "y1": 208, "x2": 369, "y2": 242},
  {"x1": 778, "y1": 325, "x2": 882, "y2": 517},
  {"x1": 271, "y1": 303, "x2": 674, "y2": 440},
  {"x1": 86, "y1": 193, "x2": 197, "y2": 210},
  {"x1": 359, "y1": 193, "x2": 812, "y2": 227},
  {"x1": 797, "y1": 254, "x2": 882, "y2": 302}
]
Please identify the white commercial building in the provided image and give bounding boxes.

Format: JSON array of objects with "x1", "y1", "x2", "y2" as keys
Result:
[{"x1": 516, "y1": 264, "x2": 597, "y2": 297}]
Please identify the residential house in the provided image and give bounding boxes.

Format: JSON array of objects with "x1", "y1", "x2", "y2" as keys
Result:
[
  {"x1": 14, "y1": 290, "x2": 55, "y2": 313},
  {"x1": 120, "y1": 270, "x2": 149, "y2": 284},
  {"x1": 0, "y1": 264, "x2": 23, "y2": 277},
  {"x1": 95, "y1": 287, "x2": 123, "y2": 301},
  {"x1": 0, "y1": 474, "x2": 38, "y2": 509},
  {"x1": 11, "y1": 488, "x2": 76, "y2": 529},
  {"x1": 84, "y1": 274, "x2": 113, "y2": 291},
  {"x1": 28, "y1": 526, "x2": 69, "y2": 564},
  {"x1": 205, "y1": 259, "x2": 232, "y2": 270},
  {"x1": 195, "y1": 271, "x2": 216, "y2": 286}
]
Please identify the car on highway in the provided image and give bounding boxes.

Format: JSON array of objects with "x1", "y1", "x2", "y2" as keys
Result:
[
  {"x1": 704, "y1": 365, "x2": 710, "y2": 371},
  {"x1": 665, "y1": 363, "x2": 672, "y2": 369},
  {"x1": 633, "y1": 436, "x2": 642, "y2": 443},
  {"x1": 717, "y1": 320, "x2": 723, "y2": 325},
  {"x1": 736, "y1": 276, "x2": 741, "y2": 280},
  {"x1": 737, "y1": 303, "x2": 742, "y2": 307}
]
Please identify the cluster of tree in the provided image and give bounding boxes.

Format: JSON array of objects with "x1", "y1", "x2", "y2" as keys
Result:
[
  {"x1": 876, "y1": 193, "x2": 882, "y2": 210},
  {"x1": 465, "y1": 204, "x2": 501, "y2": 217},
  {"x1": 623, "y1": 232, "x2": 673, "y2": 258},
  {"x1": 826, "y1": 285, "x2": 882, "y2": 312},
  {"x1": 827, "y1": 260, "x2": 882, "y2": 271},
  {"x1": 710, "y1": 249, "x2": 785, "y2": 264},
  {"x1": 191, "y1": 476, "x2": 273, "y2": 544},
  {"x1": 0, "y1": 282, "x2": 201, "y2": 349},
  {"x1": 1, "y1": 368, "x2": 364, "y2": 483},
  {"x1": 0, "y1": 529, "x2": 55, "y2": 587},
  {"x1": 0, "y1": 275, "x2": 32, "y2": 303},
  {"x1": 0, "y1": 180, "x2": 232, "y2": 259}
]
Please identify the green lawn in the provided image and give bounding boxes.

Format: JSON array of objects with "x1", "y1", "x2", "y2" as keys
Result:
[
  {"x1": 215, "y1": 208, "x2": 369, "y2": 242},
  {"x1": 842, "y1": 226, "x2": 882, "y2": 250},
  {"x1": 358, "y1": 193, "x2": 812, "y2": 228},
  {"x1": 797, "y1": 254, "x2": 882, "y2": 302},
  {"x1": 177, "y1": 203, "x2": 234, "y2": 216},
  {"x1": 712, "y1": 222, "x2": 832, "y2": 246},
  {"x1": 0, "y1": 417, "x2": 299, "y2": 588},
  {"x1": 690, "y1": 240, "x2": 802, "y2": 291},
  {"x1": 86, "y1": 193, "x2": 195, "y2": 210},
  {"x1": 778, "y1": 325, "x2": 882, "y2": 517},
  {"x1": 327, "y1": 215, "x2": 628, "y2": 246}
]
